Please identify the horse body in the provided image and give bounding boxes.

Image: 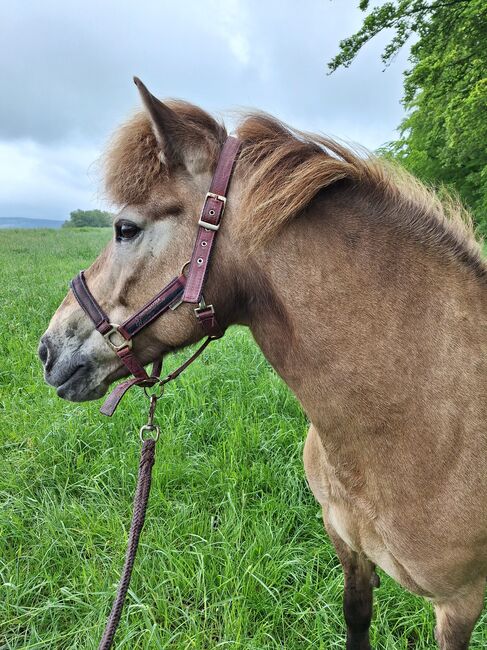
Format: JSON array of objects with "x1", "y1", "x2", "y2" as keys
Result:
[
  {"x1": 248, "y1": 190, "x2": 486, "y2": 647},
  {"x1": 250, "y1": 187, "x2": 486, "y2": 586},
  {"x1": 40, "y1": 81, "x2": 486, "y2": 649}
]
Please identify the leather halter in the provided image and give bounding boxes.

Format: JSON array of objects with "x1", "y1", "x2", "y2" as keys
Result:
[{"x1": 70, "y1": 136, "x2": 241, "y2": 416}]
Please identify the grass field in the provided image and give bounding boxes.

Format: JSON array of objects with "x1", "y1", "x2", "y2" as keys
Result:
[{"x1": 0, "y1": 228, "x2": 485, "y2": 649}]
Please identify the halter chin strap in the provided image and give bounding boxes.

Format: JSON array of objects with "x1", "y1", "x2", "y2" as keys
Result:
[{"x1": 69, "y1": 136, "x2": 241, "y2": 416}]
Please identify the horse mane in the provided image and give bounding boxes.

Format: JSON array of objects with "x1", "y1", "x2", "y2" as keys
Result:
[
  {"x1": 103, "y1": 103, "x2": 486, "y2": 281},
  {"x1": 236, "y1": 113, "x2": 486, "y2": 280}
]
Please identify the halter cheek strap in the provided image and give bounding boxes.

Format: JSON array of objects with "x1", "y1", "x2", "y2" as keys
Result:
[{"x1": 69, "y1": 136, "x2": 241, "y2": 415}]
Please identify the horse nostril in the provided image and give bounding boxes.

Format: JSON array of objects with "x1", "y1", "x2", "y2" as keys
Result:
[
  {"x1": 38, "y1": 340, "x2": 48, "y2": 364},
  {"x1": 39, "y1": 335, "x2": 56, "y2": 371}
]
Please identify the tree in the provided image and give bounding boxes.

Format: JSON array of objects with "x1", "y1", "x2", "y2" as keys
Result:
[
  {"x1": 63, "y1": 209, "x2": 113, "y2": 228},
  {"x1": 329, "y1": 0, "x2": 487, "y2": 238}
]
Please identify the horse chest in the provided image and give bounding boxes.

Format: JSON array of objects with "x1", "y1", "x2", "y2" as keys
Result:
[{"x1": 303, "y1": 424, "x2": 432, "y2": 596}]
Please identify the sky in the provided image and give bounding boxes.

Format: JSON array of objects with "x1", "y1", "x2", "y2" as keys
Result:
[{"x1": 0, "y1": 0, "x2": 411, "y2": 222}]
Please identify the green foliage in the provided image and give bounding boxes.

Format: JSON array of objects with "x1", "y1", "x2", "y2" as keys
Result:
[
  {"x1": 329, "y1": 0, "x2": 487, "y2": 238},
  {"x1": 63, "y1": 208, "x2": 113, "y2": 228},
  {"x1": 328, "y1": 1, "x2": 467, "y2": 72},
  {"x1": 2, "y1": 229, "x2": 485, "y2": 648}
]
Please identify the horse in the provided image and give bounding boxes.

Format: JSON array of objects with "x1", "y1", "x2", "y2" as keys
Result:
[{"x1": 39, "y1": 79, "x2": 486, "y2": 649}]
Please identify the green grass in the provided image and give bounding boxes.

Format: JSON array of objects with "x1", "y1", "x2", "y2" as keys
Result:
[{"x1": 0, "y1": 229, "x2": 485, "y2": 649}]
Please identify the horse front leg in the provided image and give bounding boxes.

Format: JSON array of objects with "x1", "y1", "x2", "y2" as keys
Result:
[
  {"x1": 325, "y1": 517, "x2": 376, "y2": 650},
  {"x1": 303, "y1": 424, "x2": 377, "y2": 649}
]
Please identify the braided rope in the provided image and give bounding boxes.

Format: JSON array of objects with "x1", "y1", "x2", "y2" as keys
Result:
[{"x1": 98, "y1": 439, "x2": 156, "y2": 650}]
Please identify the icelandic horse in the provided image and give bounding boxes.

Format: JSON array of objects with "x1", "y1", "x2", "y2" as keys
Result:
[{"x1": 40, "y1": 79, "x2": 487, "y2": 649}]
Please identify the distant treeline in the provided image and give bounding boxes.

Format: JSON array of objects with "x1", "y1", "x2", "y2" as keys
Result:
[{"x1": 63, "y1": 209, "x2": 113, "y2": 228}]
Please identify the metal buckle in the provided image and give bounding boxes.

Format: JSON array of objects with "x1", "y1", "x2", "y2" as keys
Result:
[
  {"x1": 194, "y1": 296, "x2": 213, "y2": 317},
  {"x1": 103, "y1": 324, "x2": 132, "y2": 352},
  {"x1": 198, "y1": 192, "x2": 226, "y2": 230},
  {"x1": 169, "y1": 296, "x2": 183, "y2": 311},
  {"x1": 194, "y1": 304, "x2": 214, "y2": 317}
]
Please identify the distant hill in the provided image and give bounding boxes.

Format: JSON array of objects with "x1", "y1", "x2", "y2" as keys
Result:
[{"x1": 0, "y1": 217, "x2": 65, "y2": 229}]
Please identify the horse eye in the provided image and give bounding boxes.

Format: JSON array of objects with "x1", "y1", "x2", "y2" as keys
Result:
[{"x1": 115, "y1": 221, "x2": 141, "y2": 241}]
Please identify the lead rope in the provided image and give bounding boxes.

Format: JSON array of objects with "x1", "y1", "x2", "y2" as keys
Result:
[
  {"x1": 98, "y1": 395, "x2": 160, "y2": 650},
  {"x1": 97, "y1": 334, "x2": 215, "y2": 648}
]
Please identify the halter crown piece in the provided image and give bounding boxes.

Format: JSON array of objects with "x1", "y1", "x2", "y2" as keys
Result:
[{"x1": 70, "y1": 136, "x2": 241, "y2": 416}]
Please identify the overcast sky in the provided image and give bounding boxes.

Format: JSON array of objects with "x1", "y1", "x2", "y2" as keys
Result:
[{"x1": 0, "y1": 0, "x2": 411, "y2": 222}]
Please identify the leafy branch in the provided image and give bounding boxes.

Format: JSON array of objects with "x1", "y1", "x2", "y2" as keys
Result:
[{"x1": 328, "y1": 0, "x2": 474, "y2": 72}]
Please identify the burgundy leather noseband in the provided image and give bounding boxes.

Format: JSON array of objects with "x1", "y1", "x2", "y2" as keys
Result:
[{"x1": 70, "y1": 136, "x2": 241, "y2": 416}]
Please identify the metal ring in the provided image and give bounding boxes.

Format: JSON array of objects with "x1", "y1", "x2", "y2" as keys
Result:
[
  {"x1": 143, "y1": 383, "x2": 165, "y2": 399},
  {"x1": 180, "y1": 260, "x2": 191, "y2": 276},
  {"x1": 139, "y1": 424, "x2": 160, "y2": 442}
]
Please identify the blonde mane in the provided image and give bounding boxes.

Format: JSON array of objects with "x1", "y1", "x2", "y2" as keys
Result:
[
  {"x1": 236, "y1": 113, "x2": 485, "y2": 280},
  {"x1": 104, "y1": 103, "x2": 486, "y2": 281}
]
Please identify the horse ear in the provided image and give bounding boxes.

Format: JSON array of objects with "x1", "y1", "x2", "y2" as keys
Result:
[{"x1": 133, "y1": 76, "x2": 184, "y2": 169}]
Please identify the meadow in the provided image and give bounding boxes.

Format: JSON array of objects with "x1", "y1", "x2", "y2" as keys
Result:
[{"x1": 0, "y1": 228, "x2": 485, "y2": 649}]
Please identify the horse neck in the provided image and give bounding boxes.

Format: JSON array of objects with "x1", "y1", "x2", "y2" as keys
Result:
[{"x1": 233, "y1": 189, "x2": 485, "y2": 431}]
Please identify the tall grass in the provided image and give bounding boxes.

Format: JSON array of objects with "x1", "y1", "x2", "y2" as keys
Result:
[{"x1": 0, "y1": 229, "x2": 485, "y2": 649}]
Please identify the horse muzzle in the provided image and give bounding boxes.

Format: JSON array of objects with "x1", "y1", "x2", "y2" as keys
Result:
[{"x1": 38, "y1": 331, "x2": 114, "y2": 401}]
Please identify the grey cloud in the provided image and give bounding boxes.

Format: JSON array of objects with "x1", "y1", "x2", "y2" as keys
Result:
[{"x1": 0, "y1": 0, "x2": 410, "y2": 220}]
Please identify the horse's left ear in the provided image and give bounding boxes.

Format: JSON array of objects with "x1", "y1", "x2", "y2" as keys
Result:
[{"x1": 133, "y1": 76, "x2": 185, "y2": 170}]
